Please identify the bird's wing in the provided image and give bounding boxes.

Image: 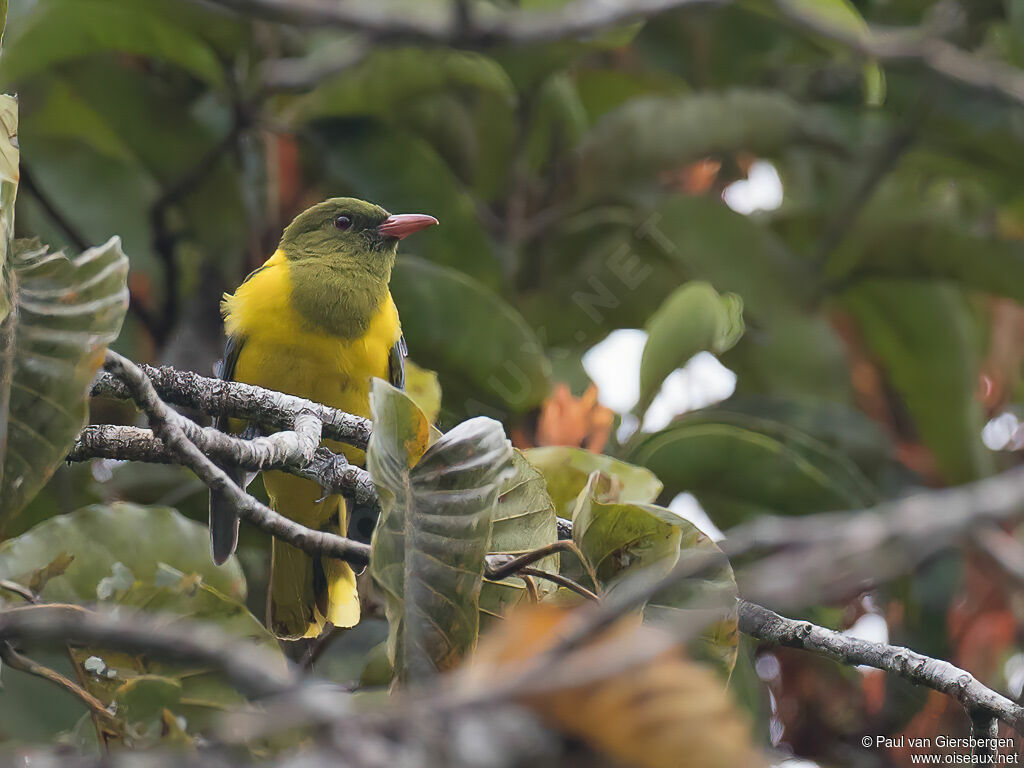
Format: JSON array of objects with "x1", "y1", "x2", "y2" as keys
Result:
[
  {"x1": 350, "y1": 334, "x2": 408, "y2": 546},
  {"x1": 388, "y1": 334, "x2": 407, "y2": 390},
  {"x1": 209, "y1": 332, "x2": 247, "y2": 565}
]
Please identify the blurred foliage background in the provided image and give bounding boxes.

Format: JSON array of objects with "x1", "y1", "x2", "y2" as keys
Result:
[{"x1": 6, "y1": 0, "x2": 1024, "y2": 763}]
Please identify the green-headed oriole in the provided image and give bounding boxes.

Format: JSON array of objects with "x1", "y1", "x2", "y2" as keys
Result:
[{"x1": 210, "y1": 197, "x2": 437, "y2": 639}]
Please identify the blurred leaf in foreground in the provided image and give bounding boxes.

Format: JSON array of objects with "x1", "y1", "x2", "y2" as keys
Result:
[
  {"x1": 0, "y1": 504, "x2": 280, "y2": 747},
  {"x1": 368, "y1": 379, "x2": 513, "y2": 682},
  {"x1": 464, "y1": 605, "x2": 763, "y2": 768}
]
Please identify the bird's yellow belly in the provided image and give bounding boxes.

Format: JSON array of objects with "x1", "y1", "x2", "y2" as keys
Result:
[{"x1": 233, "y1": 325, "x2": 391, "y2": 460}]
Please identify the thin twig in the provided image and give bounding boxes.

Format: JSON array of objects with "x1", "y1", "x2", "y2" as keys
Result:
[
  {"x1": 0, "y1": 580, "x2": 37, "y2": 603},
  {"x1": 0, "y1": 641, "x2": 114, "y2": 720},
  {"x1": 519, "y1": 568, "x2": 599, "y2": 602}
]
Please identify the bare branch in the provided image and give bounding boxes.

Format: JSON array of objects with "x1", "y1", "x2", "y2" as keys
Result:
[
  {"x1": 518, "y1": 568, "x2": 599, "y2": 602},
  {"x1": 70, "y1": 424, "x2": 380, "y2": 512},
  {"x1": 773, "y1": 0, "x2": 1024, "y2": 109},
  {"x1": 194, "y1": 0, "x2": 726, "y2": 45},
  {"x1": 0, "y1": 604, "x2": 294, "y2": 699},
  {"x1": 91, "y1": 363, "x2": 372, "y2": 450},
  {"x1": 739, "y1": 599, "x2": 1024, "y2": 735},
  {"x1": 0, "y1": 641, "x2": 114, "y2": 720}
]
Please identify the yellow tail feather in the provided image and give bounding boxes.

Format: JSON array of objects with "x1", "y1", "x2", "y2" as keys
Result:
[{"x1": 264, "y1": 471, "x2": 360, "y2": 640}]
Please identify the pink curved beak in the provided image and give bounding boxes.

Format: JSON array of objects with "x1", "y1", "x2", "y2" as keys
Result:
[{"x1": 377, "y1": 213, "x2": 439, "y2": 240}]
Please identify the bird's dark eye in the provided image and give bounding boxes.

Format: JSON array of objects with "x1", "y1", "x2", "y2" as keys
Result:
[{"x1": 334, "y1": 215, "x2": 352, "y2": 231}]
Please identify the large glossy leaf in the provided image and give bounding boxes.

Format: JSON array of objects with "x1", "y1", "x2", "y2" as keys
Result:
[
  {"x1": 391, "y1": 257, "x2": 552, "y2": 416},
  {"x1": 523, "y1": 446, "x2": 663, "y2": 519},
  {"x1": 480, "y1": 450, "x2": 560, "y2": 626},
  {"x1": 571, "y1": 472, "x2": 739, "y2": 678},
  {"x1": 839, "y1": 280, "x2": 992, "y2": 484},
  {"x1": 827, "y1": 215, "x2": 1024, "y2": 304},
  {"x1": 0, "y1": 0, "x2": 245, "y2": 88},
  {"x1": 649, "y1": 196, "x2": 852, "y2": 401},
  {"x1": 639, "y1": 281, "x2": 744, "y2": 415},
  {"x1": 0, "y1": 504, "x2": 280, "y2": 746},
  {"x1": 0, "y1": 237, "x2": 128, "y2": 526},
  {"x1": 368, "y1": 380, "x2": 514, "y2": 681},
  {"x1": 627, "y1": 412, "x2": 877, "y2": 527},
  {"x1": 574, "y1": 90, "x2": 843, "y2": 196},
  {"x1": 0, "y1": 503, "x2": 246, "y2": 603}
]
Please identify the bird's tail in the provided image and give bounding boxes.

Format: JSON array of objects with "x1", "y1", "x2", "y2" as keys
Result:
[
  {"x1": 269, "y1": 535, "x2": 359, "y2": 639},
  {"x1": 263, "y1": 472, "x2": 360, "y2": 640}
]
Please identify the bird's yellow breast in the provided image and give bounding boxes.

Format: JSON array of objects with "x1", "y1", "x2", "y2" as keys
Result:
[{"x1": 222, "y1": 249, "x2": 401, "y2": 462}]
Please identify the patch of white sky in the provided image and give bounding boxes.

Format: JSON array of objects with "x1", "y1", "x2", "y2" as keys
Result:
[{"x1": 579, "y1": 161, "x2": 784, "y2": 539}]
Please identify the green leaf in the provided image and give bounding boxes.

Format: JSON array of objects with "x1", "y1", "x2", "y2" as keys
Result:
[
  {"x1": 648, "y1": 197, "x2": 852, "y2": 401},
  {"x1": 480, "y1": 450, "x2": 560, "y2": 626},
  {"x1": 571, "y1": 472, "x2": 738, "y2": 678},
  {"x1": 626, "y1": 412, "x2": 877, "y2": 527},
  {"x1": 639, "y1": 281, "x2": 744, "y2": 415},
  {"x1": 575, "y1": 90, "x2": 842, "y2": 196},
  {"x1": 827, "y1": 215, "x2": 1024, "y2": 304},
  {"x1": 68, "y1": 579, "x2": 282, "y2": 746},
  {"x1": 838, "y1": 280, "x2": 992, "y2": 484},
  {"x1": 0, "y1": 503, "x2": 247, "y2": 603},
  {"x1": 0, "y1": 0, "x2": 237, "y2": 87},
  {"x1": 368, "y1": 380, "x2": 514, "y2": 681},
  {"x1": 523, "y1": 446, "x2": 663, "y2": 520},
  {"x1": 0, "y1": 504, "x2": 281, "y2": 745},
  {"x1": 0, "y1": 237, "x2": 129, "y2": 526},
  {"x1": 391, "y1": 257, "x2": 552, "y2": 415}
]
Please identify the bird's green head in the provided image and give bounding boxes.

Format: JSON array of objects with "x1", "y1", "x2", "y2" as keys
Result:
[{"x1": 279, "y1": 197, "x2": 437, "y2": 281}]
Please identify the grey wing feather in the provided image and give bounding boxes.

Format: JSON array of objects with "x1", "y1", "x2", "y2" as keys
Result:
[
  {"x1": 351, "y1": 335, "x2": 408, "y2": 547},
  {"x1": 209, "y1": 333, "x2": 246, "y2": 565},
  {"x1": 389, "y1": 335, "x2": 407, "y2": 390}
]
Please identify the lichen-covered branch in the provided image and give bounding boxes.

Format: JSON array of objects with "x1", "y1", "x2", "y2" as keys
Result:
[
  {"x1": 91, "y1": 363, "x2": 372, "y2": 450},
  {"x1": 739, "y1": 599, "x2": 1024, "y2": 734},
  {"x1": 100, "y1": 351, "x2": 371, "y2": 568},
  {"x1": 69, "y1": 424, "x2": 379, "y2": 510}
]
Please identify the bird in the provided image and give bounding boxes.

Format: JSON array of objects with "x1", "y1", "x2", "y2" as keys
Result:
[{"x1": 210, "y1": 197, "x2": 438, "y2": 640}]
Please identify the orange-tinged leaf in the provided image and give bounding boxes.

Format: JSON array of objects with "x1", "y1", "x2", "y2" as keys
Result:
[
  {"x1": 464, "y1": 606, "x2": 764, "y2": 768},
  {"x1": 535, "y1": 383, "x2": 613, "y2": 453}
]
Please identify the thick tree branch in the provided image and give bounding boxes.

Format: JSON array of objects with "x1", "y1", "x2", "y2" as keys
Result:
[
  {"x1": 91, "y1": 363, "x2": 372, "y2": 450},
  {"x1": 101, "y1": 351, "x2": 372, "y2": 568},
  {"x1": 0, "y1": 604, "x2": 294, "y2": 699},
  {"x1": 739, "y1": 599, "x2": 1024, "y2": 734},
  {"x1": 69, "y1": 425, "x2": 380, "y2": 511}
]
